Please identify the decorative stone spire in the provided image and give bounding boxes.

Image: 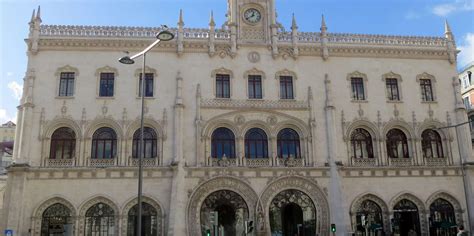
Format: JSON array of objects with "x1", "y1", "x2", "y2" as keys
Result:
[
  {"x1": 444, "y1": 19, "x2": 457, "y2": 64},
  {"x1": 324, "y1": 74, "x2": 334, "y2": 108},
  {"x1": 320, "y1": 15, "x2": 329, "y2": 60},
  {"x1": 36, "y1": 6, "x2": 42, "y2": 22},
  {"x1": 444, "y1": 19, "x2": 453, "y2": 40},
  {"x1": 208, "y1": 11, "x2": 215, "y2": 56},
  {"x1": 320, "y1": 14, "x2": 327, "y2": 35},
  {"x1": 29, "y1": 9, "x2": 36, "y2": 24},
  {"x1": 177, "y1": 9, "x2": 184, "y2": 56},
  {"x1": 291, "y1": 13, "x2": 299, "y2": 57},
  {"x1": 28, "y1": 6, "x2": 41, "y2": 54}
]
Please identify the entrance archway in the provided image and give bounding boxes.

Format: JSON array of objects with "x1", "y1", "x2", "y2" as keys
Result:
[
  {"x1": 393, "y1": 199, "x2": 421, "y2": 235},
  {"x1": 200, "y1": 190, "x2": 249, "y2": 236},
  {"x1": 186, "y1": 176, "x2": 258, "y2": 236},
  {"x1": 269, "y1": 189, "x2": 316, "y2": 236}
]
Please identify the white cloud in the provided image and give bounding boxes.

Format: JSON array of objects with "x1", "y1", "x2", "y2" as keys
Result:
[
  {"x1": 458, "y1": 33, "x2": 474, "y2": 67},
  {"x1": 432, "y1": 0, "x2": 474, "y2": 16},
  {"x1": 7, "y1": 81, "x2": 23, "y2": 100},
  {"x1": 0, "y1": 109, "x2": 16, "y2": 124},
  {"x1": 6, "y1": 72, "x2": 13, "y2": 77}
]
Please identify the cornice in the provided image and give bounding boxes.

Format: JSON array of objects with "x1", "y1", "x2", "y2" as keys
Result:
[{"x1": 34, "y1": 24, "x2": 450, "y2": 60}]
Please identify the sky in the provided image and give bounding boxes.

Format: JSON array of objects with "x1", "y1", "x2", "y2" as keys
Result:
[{"x1": 0, "y1": 0, "x2": 473, "y2": 124}]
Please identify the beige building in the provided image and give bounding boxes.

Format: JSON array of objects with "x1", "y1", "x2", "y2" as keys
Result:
[
  {"x1": 0, "y1": 121, "x2": 16, "y2": 142},
  {"x1": 2, "y1": 1, "x2": 474, "y2": 236}
]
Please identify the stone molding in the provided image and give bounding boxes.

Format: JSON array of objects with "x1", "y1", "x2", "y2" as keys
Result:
[
  {"x1": 349, "y1": 193, "x2": 390, "y2": 234},
  {"x1": 200, "y1": 98, "x2": 308, "y2": 110},
  {"x1": 120, "y1": 195, "x2": 165, "y2": 236},
  {"x1": 31, "y1": 196, "x2": 77, "y2": 236},
  {"x1": 55, "y1": 65, "x2": 79, "y2": 77},
  {"x1": 95, "y1": 65, "x2": 119, "y2": 77},
  {"x1": 186, "y1": 176, "x2": 258, "y2": 236},
  {"x1": 77, "y1": 195, "x2": 120, "y2": 235},
  {"x1": 425, "y1": 191, "x2": 464, "y2": 225},
  {"x1": 258, "y1": 175, "x2": 330, "y2": 236},
  {"x1": 389, "y1": 192, "x2": 428, "y2": 236}
]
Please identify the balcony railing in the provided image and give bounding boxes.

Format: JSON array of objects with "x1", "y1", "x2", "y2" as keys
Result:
[
  {"x1": 207, "y1": 156, "x2": 307, "y2": 167},
  {"x1": 424, "y1": 157, "x2": 447, "y2": 166},
  {"x1": 89, "y1": 158, "x2": 115, "y2": 167},
  {"x1": 46, "y1": 158, "x2": 74, "y2": 167},
  {"x1": 389, "y1": 157, "x2": 414, "y2": 167},
  {"x1": 130, "y1": 158, "x2": 158, "y2": 167},
  {"x1": 351, "y1": 157, "x2": 377, "y2": 167}
]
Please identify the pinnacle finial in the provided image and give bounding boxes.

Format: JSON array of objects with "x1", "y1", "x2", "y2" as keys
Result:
[
  {"x1": 291, "y1": 13, "x2": 298, "y2": 30},
  {"x1": 36, "y1": 5, "x2": 41, "y2": 22},
  {"x1": 30, "y1": 9, "x2": 36, "y2": 23},
  {"x1": 178, "y1": 9, "x2": 184, "y2": 26},
  {"x1": 209, "y1": 11, "x2": 215, "y2": 27},
  {"x1": 321, "y1": 14, "x2": 327, "y2": 32},
  {"x1": 444, "y1": 19, "x2": 452, "y2": 33},
  {"x1": 444, "y1": 19, "x2": 454, "y2": 40}
]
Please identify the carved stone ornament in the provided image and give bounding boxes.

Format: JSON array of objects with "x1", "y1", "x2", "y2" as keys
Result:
[
  {"x1": 31, "y1": 197, "x2": 76, "y2": 236},
  {"x1": 266, "y1": 115, "x2": 278, "y2": 125},
  {"x1": 248, "y1": 51, "x2": 260, "y2": 63},
  {"x1": 134, "y1": 66, "x2": 157, "y2": 78},
  {"x1": 211, "y1": 67, "x2": 233, "y2": 79},
  {"x1": 61, "y1": 101, "x2": 67, "y2": 115},
  {"x1": 186, "y1": 176, "x2": 258, "y2": 236},
  {"x1": 101, "y1": 102, "x2": 108, "y2": 115},
  {"x1": 259, "y1": 176, "x2": 330, "y2": 235},
  {"x1": 381, "y1": 71, "x2": 402, "y2": 81},
  {"x1": 95, "y1": 65, "x2": 119, "y2": 77},
  {"x1": 55, "y1": 65, "x2": 79, "y2": 77},
  {"x1": 274, "y1": 69, "x2": 297, "y2": 80},
  {"x1": 234, "y1": 115, "x2": 245, "y2": 125},
  {"x1": 347, "y1": 71, "x2": 368, "y2": 81},
  {"x1": 350, "y1": 194, "x2": 390, "y2": 235},
  {"x1": 389, "y1": 193, "x2": 428, "y2": 236},
  {"x1": 243, "y1": 67, "x2": 265, "y2": 80}
]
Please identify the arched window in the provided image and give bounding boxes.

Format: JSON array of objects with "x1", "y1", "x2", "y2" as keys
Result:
[
  {"x1": 50, "y1": 127, "x2": 76, "y2": 159},
  {"x1": 429, "y1": 198, "x2": 457, "y2": 236},
  {"x1": 91, "y1": 127, "x2": 117, "y2": 159},
  {"x1": 277, "y1": 128, "x2": 300, "y2": 158},
  {"x1": 132, "y1": 127, "x2": 158, "y2": 159},
  {"x1": 84, "y1": 203, "x2": 115, "y2": 236},
  {"x1": 41, "y1": 203, "x2": 73, "y2": 236},
  {"x1": 211, "y1": 127, "x2": 236, "y2": 158},
  {"x1": 245, "y1": 128, "x2": 268, "y2": 159},
  {"x1": 386, "y1": 129, "x2": 409, "y2": 158},
  {"x1": 354, "y1": 200, "x2": 384, "y2": 235},
  {"x1": 422, "y1": 129, "x2": 443, "y2": 158},
  {"x1": 127, "y1": 202, "x2": 159, "y2": 236},
  {"x1": 393, "y1": 199, "x2": 420, "y2": 235},
  {"x1": 350, "y1": 128, "x2": 374, "y2": 159}
]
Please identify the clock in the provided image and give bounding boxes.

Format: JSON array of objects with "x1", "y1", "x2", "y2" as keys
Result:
[{"x1": 244, "y1": 8, "x2": 262, "y2": 24}]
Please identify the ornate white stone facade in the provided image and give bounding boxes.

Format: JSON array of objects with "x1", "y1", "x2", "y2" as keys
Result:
[{"x1": 2, "y1": 1, "x2": 474, "y2": 236}]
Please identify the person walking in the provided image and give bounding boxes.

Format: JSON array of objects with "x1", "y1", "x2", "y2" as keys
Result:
[{"x1": 457, "y1": 225, "x2": 468, "y2": 236}]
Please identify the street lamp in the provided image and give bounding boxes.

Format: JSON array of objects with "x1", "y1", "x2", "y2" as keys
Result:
[{"x1": 119, "y1": 28, "x2": 174, "y2": 236}]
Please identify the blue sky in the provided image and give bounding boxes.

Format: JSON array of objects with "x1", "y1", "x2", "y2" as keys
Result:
[{"x1": 1, "y1": 0, "x2": 473, "y2": 124}]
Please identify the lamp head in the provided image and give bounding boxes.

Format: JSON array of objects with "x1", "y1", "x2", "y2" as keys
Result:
[
  {"x1": 118, "y1": 56, "x2": 135, "y2": 64},
  {"x1": 156, "y1": 30, "x2": 174, "y2": 41}
]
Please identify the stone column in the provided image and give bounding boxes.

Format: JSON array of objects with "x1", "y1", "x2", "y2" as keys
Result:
[
  {"x1": 168, "y1": 72, "x2": 187, "y2": 236},
  {"x1": 324, "y1": 74, "x2": 351, "y2": 234},
  {"x1": 2, "y1": 164, "x2": 29, "y2": 235}
]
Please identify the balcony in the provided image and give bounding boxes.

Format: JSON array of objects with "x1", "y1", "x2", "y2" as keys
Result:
[
  {"x1": 46, "y1": 158, "x2": 74, "y2": 167},
  {"x1": 89, "y1": 158, "x2": 115, "y2": 167},
  {"x1": 207, "y1": 156, "x2": 308, "y2": 167},
  {"x1": 424, "y1": 157, "x2": 447, "y2": 166},
  {"x1": 389, "y1": 157, "x2": 414, "y2": 167},
  {"x1": 350, "y1": 157, "x2": 377, "y2": 167},
  {"x1": 130, "y1": 157, "x2": 158, "y2": 167}
]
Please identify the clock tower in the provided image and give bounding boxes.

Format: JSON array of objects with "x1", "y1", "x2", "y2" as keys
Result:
[{"x1": 226, "y1": 0, "x2": 277, "y2": 44}]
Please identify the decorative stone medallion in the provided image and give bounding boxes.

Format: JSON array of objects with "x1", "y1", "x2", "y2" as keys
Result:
[{"x1": 248, "y1": 51, "x2": 260, "y2": 63}]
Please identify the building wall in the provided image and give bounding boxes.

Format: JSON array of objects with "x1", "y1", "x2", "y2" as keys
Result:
[{"x1": 3, "y1": 1, "x2": 474, "y2": 236}]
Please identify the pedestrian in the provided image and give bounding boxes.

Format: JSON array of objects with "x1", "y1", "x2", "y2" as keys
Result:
[
  {"x1": 407, "y1": 229, "x2": 417, "y2": 236},
  {"x1": 457, "y1": 225, "x2": 468, "y2": 236}
]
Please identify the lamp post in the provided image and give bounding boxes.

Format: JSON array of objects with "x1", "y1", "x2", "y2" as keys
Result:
[{"x1": 119, "y1": 29, "x2": 174, "y2": 236}]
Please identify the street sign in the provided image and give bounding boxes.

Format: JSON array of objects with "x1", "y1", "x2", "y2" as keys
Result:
[{"x1": 4, "y1": 229, "x2": 13, "y2": 236}]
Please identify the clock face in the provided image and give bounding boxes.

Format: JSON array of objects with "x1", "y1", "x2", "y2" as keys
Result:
[{"x1": 244, "y1": 8, "x2": 262, "y2": 24}]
